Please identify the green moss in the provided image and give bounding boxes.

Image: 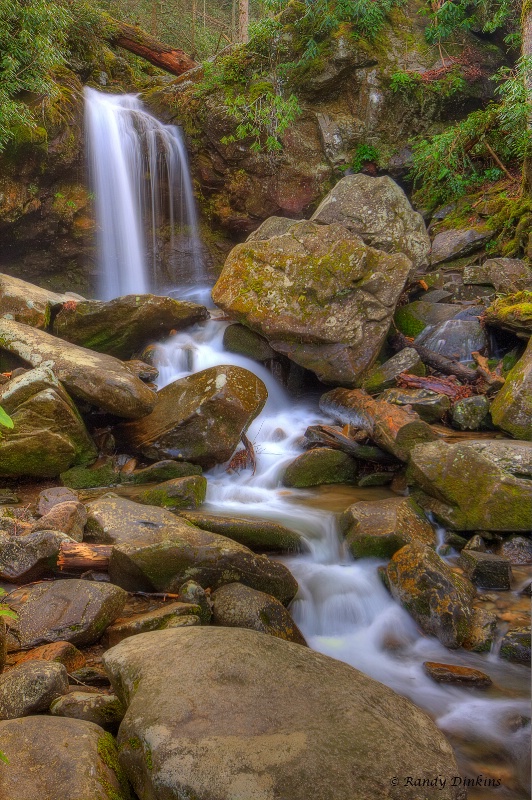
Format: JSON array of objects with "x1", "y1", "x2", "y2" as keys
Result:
[
  {"x1": 60, "y1": 463, "x2": 120, "y2": 489},
  {"x1": 97, "y1": 732, "x2": 131, "y2": 800},
  {"x1": 394, "y1": 305, "x2": 427, "y2": 337}
]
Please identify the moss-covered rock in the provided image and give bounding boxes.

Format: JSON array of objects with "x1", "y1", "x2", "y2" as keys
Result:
[
  {"x1": 117, "y1": 365, "x2": 268, "y2": 468},
  {"x1": 120, "y1": 459, "x2": 202, "y2": 485},
  {"x1": 282, "y1": 447, "x2": 358, "y2": 488},
  {"x1": 380, "y1": 387, "x2": 451, "y2": 422},
  {"x1": 104, "y1": 602, "x2": 202, "y2": 648},
  {"x1": 212, "y1": 221, "x2": 413, "y2": 386},
  {"x1": 50, "y1": 691, "x2": 125, "y2": 733},
  {"x1": 394, "y1": 301, "x2": 458, "y2": 338},
  {"x1": 451, "y1": 395, "x2": 490, "y2": 431},
  {"x1": 0, "y1": 529, "x2": 71, "y2": 583},
  {"x1": 0, "y1": 273, "x2": 74, "y2": 329},
  {"x1": 61, "y1": 462, "x2": 120, "y2": 489},
  {"x1": 386, "y1": 542, "x2": 475, "y2": 648},
  {"x1": 499, "y1": 628, "x2": 531, "y2": 665},
  {"x1": 485, "y1": 291, "x2": 532, "y2": 338},
  {"x1": 53, "y1": 294, "x2": 208, "y2": 359},
  {"x1": 459, "y1": 550, "x2": 512, "y2": 590},
  {"x1": 430, "y1": 226, "x2": 493, "y2": 265},
  {"x1": 407, "y1": 439, "x2": 532, "y2": 530},
  {"x1": 490, "y1": 336, "x2": 532, "y2": 440},
  {"x1": 135, "y1": 475, "x2": 207, "y2": 510},
  {"x1": 339, "y1": 496, "x2": 436, "y2": 559},
  {"x1": 358, "y1": 348, "x2": 425, "y2": 393},
  {"x1": 178, "y1": 511, "x2": 303, "y2": 552},
  {"x1": 222, "y1": 323, "x2": 276, "y2": 362}
]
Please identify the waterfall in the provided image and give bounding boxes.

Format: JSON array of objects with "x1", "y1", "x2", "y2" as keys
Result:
[{"x1": 84, "y1": 87, "x2": 204, "y2": 300}]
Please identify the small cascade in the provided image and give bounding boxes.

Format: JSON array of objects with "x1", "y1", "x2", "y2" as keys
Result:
[{"x1": 85, "y1": 88, "x2": 204, "y2": 299}]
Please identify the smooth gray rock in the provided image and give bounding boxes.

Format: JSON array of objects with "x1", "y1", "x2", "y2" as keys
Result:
[{"x1": 50, "y1": 691, "x2": 125, "y2": 732}]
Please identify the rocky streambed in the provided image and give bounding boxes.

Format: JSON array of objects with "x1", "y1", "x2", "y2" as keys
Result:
[{"x1": 0, "y1": 174, "x2": 530, "y2": 800}]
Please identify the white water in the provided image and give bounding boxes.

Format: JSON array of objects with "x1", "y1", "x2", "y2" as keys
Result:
[
  {"x1": 156, "y1": 319, "x2": 531, "y2": 797},
  {"x1": 85, "y1": 89, "x2": 204, "y2": 299}
]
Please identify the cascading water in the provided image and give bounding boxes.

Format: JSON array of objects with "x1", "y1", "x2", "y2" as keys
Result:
[{"x1": 85, "y1": 88, "x2": 204, "y2": 299}]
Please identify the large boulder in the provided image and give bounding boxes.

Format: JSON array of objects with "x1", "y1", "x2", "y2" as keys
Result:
[
  {"x1": 282, "y1": 447, "x2": 358, "y2": 487},
  {"x1": 5, "y1": 579, "x2": 127, "y2": 652},
  {"x1": 0, "y1": 529, "x2": 71, "y2": 583},
  {"x1": 430, "y1": 226, "x2": 493, "y2": 265},
  {"x1": 310, "y1": 174, "x2": 430, "y2": 269},
  {"x1": 339, "y1": 497, "x2": 436, "y2": 559},
  {"x1": 386, "y1": 543, "x2": 475, "y2": 648},
  {"x1": 407, "y1": 440, "x2": 532, "y2": 531},
  {"x1": 0, "y1": 273, "x2": 73, "y2": 329},
  {"x1": 117, "y1": 365, "x2": 267, "y2": 467},
  {"x1": 178, "y1": 510, "x2": 303, "y2": 552},
  {"x1": 0, "y1": 319, "x2": 156, "y2": 418},
  {"x1": 0, "y1": 366, "x2": 97, "y2": 478},
  {"x1": 490, "y1": 337, "x2": 532, "y2": 440},
  {"x1": 86, "y1": 496, "x2": 298, "y2": 603},
  {"x1": 53, "y1": 294, "x2": 208, "y2": 359},
  {"x1": 103, "y1": 627, "x2": 464, "y2": 800},
  {"x1": 464, "y1": 257, "x2": 532, "y2": 293},
  {"x1": 0, "y1": 717, "x2": 130, "y2": 799},
  {"x1": 0, "y1": 660, "x2": 69, "y2": 720},
  {"x1": 211, "y1": 221, "x2": 413, "y2": 386},
  {"x1": 485, "y1": 291, "x2": 532, "y2": 338}
]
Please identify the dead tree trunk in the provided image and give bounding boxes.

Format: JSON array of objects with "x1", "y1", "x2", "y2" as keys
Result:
[
  {"x1": 522, "y1": 0, "x2": 532, "y2": 193},
  {"x1": 57, "y1": 543, "x2": 112, "y2": 573},
  {"x1": 238, "y1": 0, "x2": 249, "y2": 43},
  {"x1": 106, "y1": 18, "x2": 197, "y2": 76}
]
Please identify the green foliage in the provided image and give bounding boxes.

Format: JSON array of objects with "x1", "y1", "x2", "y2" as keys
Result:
[
  {"x1": 351, "y1": 144, "x2": 380, "y2": 171},
  {"x1": 390, "y1": 70, "x2": 421, "y2": 94},
  {"x1": 0, "y1": 406, "x2": 13, "y2": 430},
  {"x1": 410, "y1": 57, "x2": 532, "y2": 208},
  {"x1": 422, "y1": 0, "x2": 519, "y2": 45},
  {"x1": 0, "y1": 588, "x2": 16, "y2": 620},
  {"x1": 221, "y1": 90, "x2": 301, "y2": 152}
]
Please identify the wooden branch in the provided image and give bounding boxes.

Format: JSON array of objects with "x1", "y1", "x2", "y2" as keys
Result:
[
  {"x1": 396, "y1": 373, "x2": 473, "y2": 400},
  {"x1": 106, "y1": 17, "x2": 197, "y2": 76},
  {"x1": 320, "y1": 388, "x2": 439, "y2": 462},
  {"x1": 304, "y1": 424, "x2": 395, "y2": 464},
  {"x1": 57, "y1": 543, "x2": 111, "y2": 573},
  {"x1": 390, "y1": 332, "x2": 479, "y2": 384}
]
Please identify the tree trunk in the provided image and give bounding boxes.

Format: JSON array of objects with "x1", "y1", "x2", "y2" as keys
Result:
[
  {"x1": 238, "y1": 0, "x2": 249, "y2": 43},
  {"x1": 57, "y1": 542, "x2": 112, "y2": 573},
  {"x1": 319, "y1": 388, "x2": 439, "y2": 462},
  {"x1": 106, "y1": 18, "x2": 197, "y2": 76},
  {"x1": 522, "y1": 0, "x2": 532, "y2": 193}
]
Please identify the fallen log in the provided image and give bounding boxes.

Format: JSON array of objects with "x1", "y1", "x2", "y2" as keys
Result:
[
  {"x1": 390, "y1": 332, "x2": 479, "y2": 384},
  {"x1": 319, "y1": 388, "x2": 439, "y2": 462},
  {"x1": 396, "y1": 373, "x2": 473, "y2": 401},
  {"x1": 105, "y1": 17, "x2": 197, "y2": 76},
  {"x1": 471, "y1": 351, "x2": 505, "y2": 393},
  {"x1": 304, "y1": 424, "x2": 395, "y2": 464},
  {"x1": 57, "y1": 543, "x2": 112, "y2": 573}
]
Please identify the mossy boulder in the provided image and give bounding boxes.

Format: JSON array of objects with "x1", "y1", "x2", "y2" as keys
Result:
[
  {"x1": 120, "y1": 459, "x2": 202, "y2": 485},
  {"x1": 61, "y1": 462, "x2": 120, "y2": 489},
  {"x1": 380, "y1": 387, "x2": 451, "y2": 422},
  {"x1": 104, "y1": 602, "x2": 202, "y2": 648},
  {"x1": 386, "y1": 542, "x2": 475, "y2": 648},
  {"x1": 52, "y1": 294, "x2": 208, "y2": 359},
  {"x1": 212, "y1": 221, "x2": 413, "y2": 386},
  {"x1": 103, "y1": 627, "x2": 464, "y2": 800},
  {"x1": 222, "y1": 323, "x2": 276, "y2": 362},
  {"x1": 0, "y1": 660, "x2": 69, "y2": 720},
  {"x1": 5, "y1": 579, "x2": 127, "y2": 652},
  {"x1": 451, "y1": 395, "x2": 490, "y2": 431},
  {"x1": 394, "y1": 301, "x2": 458, "y2": 338},
  {"x1": 485, "y1": 291, "x2": 532, "y2": 338},
  {"x1": 462, "y1": 607, "x2": 497, "y2": 653},
  {"x1": 117, "y1": 365, "x2": 267, "y2": 468},
  {"x1": 282, "y1": 447, "x2": 358, "y2": 488},
  {"x1": 430, "y1": 226, "x2": 493, "y2": 265},
  {"x1": 0, "y1": 318, "x2": 157, "y2": 418},
  {"x1": 134, "y1": 475, "x2": 207, "y2": 510},
  {"x1": 211, "y1": 582, "x2": 307, "y2": 645},
  {"x1": 490, "y1": 337, "x2": 532, "y2": 440},
  {"x1": 339, "y1": 496, "x2": 436, "y2": 559},
  {"x1": 0, "y1": 717, "x2": 131, "y2": 799},
  {"x1": 310, "y1": 174, "x2": 430, "y2": 269},
  {"x1": 0, "y1": 273, "x2": 73, "y2": 329},
  {"x1": 407, "y1": 439, "x2": 532, "y2": 531},
  {"x1": 464, "y1": 258, "x2": 532, "y2": 294},
  {"x1": 358, "y1": 348, "x2": 424, "y2": 393},
  {"x1": 178, "y1": 510, "x2": 303, "y2": 552},
  {"x1": 459, "y1": 550, "x2": 512, "y2": 590},
  {"x1": 0, "y1": 529, "x2": 71, "y2": 583},
  {"x1": 50, "y1": 691, "x2": 125, "y2": 733},
  {"x1": 0, "y1": 366, "x2": 97, "y2": 478},
  {"x1": 499, "y1": 628, "x2": 531, "y2": 665}
]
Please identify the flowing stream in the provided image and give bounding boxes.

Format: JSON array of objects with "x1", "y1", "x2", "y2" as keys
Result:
[{"x1": 86, "y1": 91, "x2": 531, "y2": 799}]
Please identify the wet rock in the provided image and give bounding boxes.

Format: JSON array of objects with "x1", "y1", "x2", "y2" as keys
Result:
[
  {"x1": 430, "y1": 227, "x2": 493, "y2": 265},
  {"x1": 86, "y1": 496, "x2": 298, "y2": 603},
  {"x1": 463, "y1": 534, "x2": 487, "y2": 552},
  {"x1": 357, "y1": 471, "x2": 394, "y2": 487},
  {"x1": 490, "y1": 337, "x2": 532, "y2": 440},
  {"x1": 459, "y1": 550, "x2": 512, "y2": 589},
  {"x1": 0, "y1": 530, "x2": 71, "y2": 583},
  {"x1": 10, "y1": 641, "x2": 86, "y2": 672},
  {"x1": 463, "y1": 258, "x2": 532, "y2": 293},
  {"x1": 310, "y1": 174, "x2": 430, "y2": 269},
  {"x1": 394, "y1": 301, "x2": 459, "y2": 338},
  {"x1": 500, "y1": 628, "x2": 531, "y2": 665},
  {"x1": 50, "y1": 691, "x2": 125, "y2": 732},
  {"x1": 485, "y1": 291, "x2": 532, "y2": 338},
  {"x1": 134, "y1": 475, "x2": 207, "y2": 510},
  {"x1": 462, "y1": 607, "x2": 497, "y2": 653},
  {"x1": 60, "y1": 461, "x2": 121, "y2": 489},
  {"x1": 212, "y1": 582, "x2": 307, "y2": 645},
  {"x1": 212, "y1": 221, "x2": 413, "y2": 387},
  {"x1": 415, "y1": 318, "x2": 487, "y2": 362},
  {"x1": 178, "y1": 510, "x2": 303, "y2": 553},
  {"x1": 407, "y1": 440, "x2": 532, "y2": 531},
  {"x1": 246, "y1": 216, "x2": 298, "y2": 241},
  {"x1": 339, "y1": 497, "x2": 436, "y2": 559},
  {"x1": 0, "y1": 318, "x2": 157, "y2": 418},
  {"x1": 0, "y1": 273, "x2": 72, "y2": 329},
  {"x1": 423, "y1": 661, "x2": 492, "y2": 687},
  {"x1": 178, "y1": 580, "x2": 212, "y2": 623},
  {"x1": 103, "y1": 602, "x2": 202, "y2": 647},
  {"x1": 0, "y1": 366, "x2": 97, "y2": 478},
  {"x1": 5, "y1": 579, "x2": 127, "y2": 651},
  {"x1": 497, "y1": 535, "x2": 532, "y2": 565},
  {"x1": 103, "y1": 627, "x2": 464, "y2": 800},
  {"x1": 120, "y1": 459, "x2": 202, "y2": 484},
  {"x1": 359, "y1": 348, "x2": 424, "y2": 394},
  {"x1": 0, "y1": 717, "x2": 130, "y2": 799},
  {"x1": 451, "y1": 396, "x2": 490, "y2": 430},
  {"x1": 52, "y1": 294, "x2": 208, "y2": 359},
  {"x1": 386, "y1": 542, "x2": 475, "y2": 648},
  {"x1": 31, "y1": 500, "x2": 87, "y2": 542},
  {"x1": 69, "y1": 665, "x2": 110, "y2": 687},
  {"x1": 223, "y1": 323, "x2": 276, "y2": 362},
  {"x1": 0, "y1": 660, "x2": 69, "y2": 719},
  {"x1": 380, "y1": 387, "x2": 451, "y2": 423},
  {"x1": 117, "y1": 365, "x2": 267, "y2": 468},
  {"x1": 282, "y1": 447, "x2": 358, "y2": 488},
  {"x1": 37, "y1": 486, "x2": 78, "y2": 515}
]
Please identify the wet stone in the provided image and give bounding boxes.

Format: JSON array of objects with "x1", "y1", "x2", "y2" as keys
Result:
[
  {"x1": 423, "y1": 661, "x2": 492, "y2": 687},
  {"x1": 499, "y1": 628, "x2": 531, "y2": 666},
  {"x1": 459, "y1": 550, "x2": 512, "y2": 590}
]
